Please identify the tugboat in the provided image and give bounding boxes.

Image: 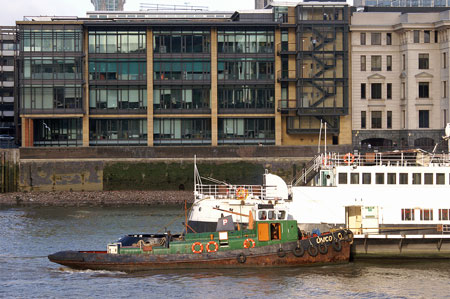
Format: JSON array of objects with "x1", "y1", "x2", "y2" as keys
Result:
[{"x1": 48, "y1": 203, "x2": 353, "y2": 272}]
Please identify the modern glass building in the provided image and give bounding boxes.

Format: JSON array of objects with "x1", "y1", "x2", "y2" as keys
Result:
[{"x1": 17, "y1": 2, "x2": 351, "y2": 147}]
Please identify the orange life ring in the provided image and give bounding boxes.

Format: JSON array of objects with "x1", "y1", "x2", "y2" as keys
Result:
[
  {"x1": 343, "y1": 153, "x2": 355, "y2": 165},
  {"x1": 236, "y1": 187, "x2": 248, "y2": 200},
  {"x1": 206, "y1": 241, "x2": 219, "y2": 253},
  {"x1": 243, "y1": 238, "x2": 256, "y2": 249},
  {"x1": 191, "y1": 242, "x2": 203, "y2": 254},
  {"x1": 322, "y1": 155, "x2": 332, "y2": 166}
]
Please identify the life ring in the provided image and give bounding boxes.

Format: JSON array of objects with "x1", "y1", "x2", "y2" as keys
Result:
[
  {"x1": 307, "y1": 245, "x2": 319, "y2": 257},
  {"x1": 293, "y1": 246, "x2": 305, "y2": 257},
  {"x1": 243, "y1": 238, "x2": 256, "y2": 249},
  {"x1": 318, "y1": 243, "x2": 328, "y2": 255},
  {"x1": 322, "y1": 155, "x2": 332, "y2": 166},
  {"x1": 191, "y1": 242, "x2": 203, "y2": 254},
  {"x1": 206, "y1": 241, "x2": 219, "y2": 253},
  {"x1": 343, "y1": 153, "x2": 355, "y2": 165},
  {"x1": 332, "y1": 239, "x2": 342, "y2": 252},
  {"x1": 236, "y1": 187, "x2": 248, "y2": 200}
]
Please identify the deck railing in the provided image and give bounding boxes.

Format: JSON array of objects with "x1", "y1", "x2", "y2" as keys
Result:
[
  {"x1": 318, "y1": 151, "x2": 450, "y2": 168},
  {"x1": 195, "y1": 184, "x2": 267, "y2": 200}
]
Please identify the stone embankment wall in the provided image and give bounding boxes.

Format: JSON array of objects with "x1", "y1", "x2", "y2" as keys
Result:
[{"x1": 17, "y1": 145, "x2": 351, "y2": 192}]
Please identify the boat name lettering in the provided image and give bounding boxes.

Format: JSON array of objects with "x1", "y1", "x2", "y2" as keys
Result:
[{"x1": 316, "y1": 235, "x2": 333, "y2": 244}]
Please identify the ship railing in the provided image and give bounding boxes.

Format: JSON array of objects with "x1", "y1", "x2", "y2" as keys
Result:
[
  {"x1": 292, "y1": 155, "x2": 322, "y2": 186},
  {"x1": 318, "y1": 151, "x2": 450, "y2": 168},
  {"x1": 195, "y1": 184, "x2": 267, "y2": 200}
]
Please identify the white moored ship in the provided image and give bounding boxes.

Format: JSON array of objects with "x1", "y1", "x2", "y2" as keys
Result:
[{"x1": 189, "y1": 145, "x2": 450, "y2": 258}]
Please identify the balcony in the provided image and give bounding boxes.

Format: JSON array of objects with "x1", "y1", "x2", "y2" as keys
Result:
[
  {"x1": 277, "y1": 70, "x2": 297, "y2": 82},
  {"x1": 276, "y1": 43, "x2": 296, "y2": 56}
]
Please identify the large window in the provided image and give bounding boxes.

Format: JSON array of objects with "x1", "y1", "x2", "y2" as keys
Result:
[
  {"x1": 153, "y1": 30, "x2": 210, "y2": 53},
  {"x1": 218, "y1": 58, "x2": 274, "y2": 81},
  {"x1": 360, "y1": 55, "x2": 366, "y2": 71},
  {"x1": 387, "y1": 55, "x2": 392, "y2": 71},
  {"x1": 371, "y1": 56, "x2": 381, "y2": 71},
  {"x1": 361, "y1": 83, "x2": 366, "y2": 99},
  {"x1": 21, "y1": 85, "x2": 83, "y2": 112},
  {"x1": 371, "y1": 111, "x2": 382, "y2": 128},
  {"x1": 371, "y1": 83, "x2": 382, "y2": 99},
  {"x1": 371, "y1": 33, "x2": 381, "y2": 45},
  {"x1": 218, "y1": 86, "x2": 274, "y2": 111},
  {"x1": 89, "y1": 86, "x2": 147, "y2": 111},
  {"x1": 419, "y1": 53, "x2": 429, "y2": 69},
  {"x1": 90, "y1": 119, "x2": 147, "y2": 145},
  {"x1": 361, "y1": 111, "x2": 366, "y2": 129},
  {"x1": 153, "y1": 87, "x2": 210, "y2": 112},
  {"x1": 22, "y1": 26, "x2": 83, "y2": 52},
  {"x1": 89, "y1": 30, "x2": 146, "y2": 54},
  {"x1": 360, "y1": 33, "x2": 366, "y2": 45},
  {"x1": 23, "y1": 57, "x2": 82, "y2": 80},
  {"x1": 89, "y1": 59, "x2": 146, "y2": 81},
  {"x1": 418, "y1": 82, "x2": 429, "y2": 98},
  {"x1": 414, "y1": 30, "x2": 420, "y2": 43},
  {"x1": 153, "y1": 118, "x2": 211, "y2": 145},
  {"x1": 34, "y1": 118, "x2": 82, "y2": 147},
  {"x1": 419, "y1": 110, "x2": 429, "y2": 128},
  {"x1": 420, "y1": 209, "x2": 433, "y2": 220},
  {"x1": 401, "y1": 208, "x2": 414, "y2": 221},
  {"x1": 218, "y1": 118, "x2": 275, "y2": 145},
  {"x1": 154, "y1": 59, "x2": 210, "y2": 81},
  {"x1": 218, "y1": 30, "x2": 274, "y2": 54}
]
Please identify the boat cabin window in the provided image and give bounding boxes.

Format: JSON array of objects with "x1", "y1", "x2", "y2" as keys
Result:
[
  {"x1": 268, "y1": 210, "x2": 276, "y2": 220},
  {"x1": 375, "y1": 173, "x2": 384, "y2": 184},
  {"x1": 258, "y1": 211, "x2": 267, "y2": 220},
  {"x1": 270, "y1": 223, "x2": 281, "y2": 240},
  {"x1": 412, "y1": 173, "x2": 422, "y2": 185},
  {"x1": 338, "y1": 173, "x2": 347, "y2": 184},
  {"x1": 277, "y1": 210, "x2": 286, "y2": 220},
  {"x1": 387, "y1": 173, "x2": 396, "y2": 184},
  {"x1": 436, "y1": 173, "x2": 445, "y2": 185},
  {"x1": 401, "y1": 208, "x2": 415, "y2": 221},
  {"x1": 399, "y1": 173, "x2": 408, "y2": 184},
  {"x1": 439, "y1": 209, "x2": 450, "y2": 220},
  {"x1": 351, "y1": 173, "x2": 359, "y2": 184},
  {"x1": 362, "y1": 173, "x2": 371, "y2": 184},
  {"x1": 424, "y1": 173, "x2": 433, "y2": 185},
  {"x1": 420, "y1": 209, "x2": 433, "y2": 220}
]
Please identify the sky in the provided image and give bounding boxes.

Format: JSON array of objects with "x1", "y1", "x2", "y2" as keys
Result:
[{"x1": 0, "y1": 0, "x2": 256, "y2": 26}]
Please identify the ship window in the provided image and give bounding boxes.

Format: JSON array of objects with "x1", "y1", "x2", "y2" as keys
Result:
[
  {"x1": 268, "y1": 210, "x2": 276, "y2": 220},
  {"x1": 350, "y1": 173, "x2": 359, "y2": 184},
  {"x1": 436, "y1": 173, "x2": 445, "y2": 185},
  {"x1": 258, "y1": 211, "x2": 267, "y2": 220},
  {"x1": 375, "y1": 173, "x2": 384, "y2": 184},
  {"x1": 439, "y1": 209, "x2": 449, "y2": 220},
  {"x1": 420, "y1": 209, "x2": 433, "y2": 220},
  {"x1": 277, "y1": 210, "x2": 286, "y2": 220},
  {"x1": 424, "y1": 173, "x2": 433, "y2": 185},
  {"x1": 362, "y1": 173, "x2": 371, "y2": 184},
  {"x1": 270, "y1": 223, "x2": 281, "y2": 240},
  {"x1": 399, "y1": 173, "x2": 408, "y2": 184},
  {"x1": 387, "y1": 173, "x2": 396, "y2": 184},
  {"x1": 412, "y1": 173, "x2": 422, "y2": 184},
  {"x1": 338, "y1": 173, "x2": 348, "y2": 184},
  {"x1": 401, "y1": 208, "x2": 414, "y2": 221}
]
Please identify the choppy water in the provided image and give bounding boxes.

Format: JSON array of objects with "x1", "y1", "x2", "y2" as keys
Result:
[{"x1": 1, "y1": 205, "x2": 450, "y2": 298}]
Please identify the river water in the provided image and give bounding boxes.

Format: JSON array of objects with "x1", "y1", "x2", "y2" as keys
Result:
[{"x1": 1, "y1": 205, "x2": 450, "y2": 298}]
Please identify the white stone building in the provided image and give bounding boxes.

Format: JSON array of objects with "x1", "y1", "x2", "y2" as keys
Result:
[{"x1": 351, "y1": 10, "x2": 450, "y2": 149}]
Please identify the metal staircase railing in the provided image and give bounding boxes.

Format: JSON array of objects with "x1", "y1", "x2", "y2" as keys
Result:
[{"x1": 292, "y1": 155, "x2": 322, "y2": 186}]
